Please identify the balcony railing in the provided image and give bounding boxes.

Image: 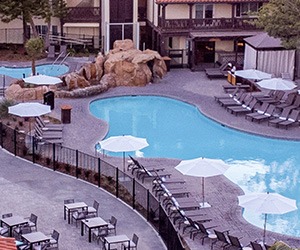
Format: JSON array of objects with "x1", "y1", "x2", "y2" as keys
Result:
[
  {"x1": 63, "y1": 7, "x2": 101, "y2": 23},
  {"x1": 159, "y1": 17, "x2": 257, "y2": 31}
]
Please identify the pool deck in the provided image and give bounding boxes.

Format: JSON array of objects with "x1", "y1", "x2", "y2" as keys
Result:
[{"x1": 1, "y1": 58, "x2": 300, "y2": 249}]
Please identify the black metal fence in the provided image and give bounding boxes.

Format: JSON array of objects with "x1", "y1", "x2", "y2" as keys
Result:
[{"x1": 0, "y1": 122, "x2": 186, "y2": 250}]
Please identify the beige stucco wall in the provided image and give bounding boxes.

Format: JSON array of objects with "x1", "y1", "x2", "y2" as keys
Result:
[
  {"x1": 214, "y1": 4, "x2": 232, "y2": 18},
  {"x1": 166, "y1": 5, "x2": 189, "y2": 19}
]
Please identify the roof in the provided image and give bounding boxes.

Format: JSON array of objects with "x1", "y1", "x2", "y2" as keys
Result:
[
  {"x1": 0, "y1": 237, "x2": 17, "y2": 250},
  {"x1": 156, "y1": 0, "x2": 268, "y2": 3},
  {"x1": 190, "y1": 30, "x2": 263, "y2": 39},
  {"x1": 244, "y1": 32, "x2": 284, "y2": 49}
]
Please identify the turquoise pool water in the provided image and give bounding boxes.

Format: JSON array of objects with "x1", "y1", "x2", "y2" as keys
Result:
[
  {"x1": 90, "y1": 95, "x2": 300, "y2": 237},
  {"x1": 0, "y1": 64, "x2": 69, "y2": 78}
]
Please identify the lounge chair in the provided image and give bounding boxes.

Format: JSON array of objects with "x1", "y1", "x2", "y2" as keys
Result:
[
  {"x1": 35, "y1": 125, "x2": 63, "y2": 139},
  {"x1": 222, "y1": 84, "x2": 251, "y2": 93},
  {"x1": 249, "y1": 104, "x2": 276, "y2": 123},
  {"x1": 275, "y1": 92, "x2": 297, "y2": 110},
  {"x1": 282, "y1": 94, "x2": 300, "y2": 110},
  {"x1": 227, "y1": 235, "x2": 251, "y2": 250},
  {"x1": 154, "y1": 182, "x2": 186, "y2": 196},
  {"x1": 214, "y1": 88, "x2": 239, "y2": 102},
  {"x1": 255, "y1": 90, "x2": 285, "y2": 104},
  {"x1": 165, "y1": 196, "x2": 201, "y2": 214},
  {"x1": 251, "y1": 241, "x2": 264, "y2": 250},
  {"x1": 277, "y1": 109, "x2": 300, "y2": 129},
  {"x1": 227, "y1": 98, "x2": 259, "y2": 116},
  {"x1": 245, "y1": 102, "x2": 269, "y2": 121},
  {"x1": 218, "y1": 92, "x2": 248, "y2": 107},
  {"x1": 205, "y1": 61, "x2": 230, "y2": 74},
  {"x1": 268, "y1": 107, "x2": 292, "y2": 127},
  {"x1": 35, "y1": 117, "x2": 63, "y2": 131},
  {"x1": 181, "y1": 217, "x2": 212, "y2": 235},
  {"x1": 190, "y1": 222, "x2": 217, "y2": 243},
  {"x1": 212, "y1": 229, "x2": 230, "y2": 249}
]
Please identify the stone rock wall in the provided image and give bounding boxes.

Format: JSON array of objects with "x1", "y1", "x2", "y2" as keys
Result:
[{"x1": 5, "y1": 39, "x2": 167, "y2": 101}]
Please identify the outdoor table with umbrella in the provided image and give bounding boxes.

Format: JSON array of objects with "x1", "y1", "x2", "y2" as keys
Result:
[
  {"x1": 256, "y1": 78, "x2": 297, "y2": 91},
  {"x1": 238, "y1": 192, "x2": 297, "y2": 244},
  {"x1": 235, "y1": 69, "x2": 272, "y2": 81},
  {"x1": 8, "y1": 102, "x2": 51, "y2": 138},
  {"x1": 99, "y1": 135, "x2": 149, "y2": 173},
  {"x1": 175, "y1": 157, "x2": 230, "y2": 208}
]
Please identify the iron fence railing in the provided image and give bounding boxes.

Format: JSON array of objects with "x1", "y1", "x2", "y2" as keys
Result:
[{"x1": 0, "y1": 122, "x2": 186, "y2": 250}]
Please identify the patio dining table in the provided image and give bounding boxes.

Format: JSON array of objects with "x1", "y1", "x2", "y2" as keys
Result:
[
  {"x1": 64, "y1": 201, "x2": 88, "y2": 224},
  {"x1": 21, "y1": 231, "x2": 50, "y2": 250},
  {"x1": 81, "y1": 216, "x2": 108, "y2": 242},
  {"x1": 0, "y1": 215, "x2": 28, "y2": 237},
  {"x1": 104, "y1": 234, "x2": 130, "y2": 250}
]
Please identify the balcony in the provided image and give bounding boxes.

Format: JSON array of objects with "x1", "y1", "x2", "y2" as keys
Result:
[
  {"x1": 159, "y1": 17, "x2": 257, "y2": 31},
  {"x1": 63, "y1": 7, "x2": 101, "y2": 23}
]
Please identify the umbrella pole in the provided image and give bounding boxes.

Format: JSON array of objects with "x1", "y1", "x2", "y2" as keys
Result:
[
  {"x1": 123, "y1": 151, "x2": 125, "y2": 173},
  {"x1": 202, "y1": 177, "x2": 205, "y2": 206},
  {"x1": 263, "y1": 213, "x2": 267, "y2": 244}
]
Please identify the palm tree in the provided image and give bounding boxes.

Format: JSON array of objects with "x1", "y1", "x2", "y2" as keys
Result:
[{"x1": 25, "y1": 37, "x2": 44, "y2": 76}]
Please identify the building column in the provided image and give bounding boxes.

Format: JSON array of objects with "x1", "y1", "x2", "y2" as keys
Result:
[
  {"x1": 191, "y1": 39, "x2": 196, "y2": 71},
  {"x1": 188, "y1": 4, "x2": 194, "y2": 29}
]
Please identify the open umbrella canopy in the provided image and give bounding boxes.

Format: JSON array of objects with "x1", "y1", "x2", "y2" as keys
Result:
[
  {"x1": 256, "y1": 78, "x2": 297, "y2": 91},
  {"x1": 238, "y1": 192, "x2": 297, "y2": 214},
  {"x1": 99, "y1": 135, "x2": 149, "y2": 152},
  {"x1": 175, "y1": 157, "x2": 230, "y2": 207},
  {"x1": 8, "y1": 102, "x2": 51, "y2": 117},
  {"x1": 238, "y1": 192, "x2": 297, "y2": 243},
  {"x1": 175, "y1": 157, "x2": 230, "y2": 178},
  {"x1": 23, "y1": 75, "x2": 62, "y2": 85},
  {"x1": 99, "y1": 135, "x2": 149, "y2": 173},
  {"x1": 235, "y1": 69, "x2": 272, "y2": 81}
]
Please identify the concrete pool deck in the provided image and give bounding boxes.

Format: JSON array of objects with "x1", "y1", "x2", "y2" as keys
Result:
[{"x1": 1, "y1": 59, "x2": 300, "y2": 249}]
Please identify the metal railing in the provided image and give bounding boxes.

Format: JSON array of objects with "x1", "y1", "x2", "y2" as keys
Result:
[{"x1": 0, "y1": 123, "x2": 186, "y2": 250}]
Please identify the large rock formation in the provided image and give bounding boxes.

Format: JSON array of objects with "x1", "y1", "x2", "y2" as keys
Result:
[{"x1": 5, "y1": 39, "x2": 167, "y2": 101}]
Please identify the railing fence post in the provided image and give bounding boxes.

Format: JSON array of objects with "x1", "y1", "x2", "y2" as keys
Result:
[
  {"x1": 116, "y1": 168, "x2": 119, "y2": 198},
  {"x1": 132, "y1": 178, "x2": 136, "y2": 209},
  {"x1": 76, "y1": 150, "x2": 79, "y2": 178},
  {"x1": 13, "y1": 129, "x2": 17, "y2": 156},
  {"x1": 0, "y1": 122, "x2": 3, "y2": 148},
  {"x1": 32, "y1": 136, "x2": 35, "y2": 164},
  {"x1": 147, "y1": 189, "x2": 150, "y2": 221},
  {"x1": 52, "y1": 143, "x2": 56, "y2": 171},
  {"x1": 98, "y1": 158, "x2": 101, "y2": 187}
]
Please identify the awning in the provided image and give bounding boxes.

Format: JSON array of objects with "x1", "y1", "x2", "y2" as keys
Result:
[
  {"x1": 63, "y1": 23, "x2": 99, "y2": 28},
  {"x1": 190, "y1": 31, "x2": 263, "y2": 40}
]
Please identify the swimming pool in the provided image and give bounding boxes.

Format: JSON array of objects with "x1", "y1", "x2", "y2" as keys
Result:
[
  {"x1": 0, "y1": 64, "x2": 69, "y2": 78},
  {"x1": 90, "y1": 95, "x2": 300, "y2": 237}
]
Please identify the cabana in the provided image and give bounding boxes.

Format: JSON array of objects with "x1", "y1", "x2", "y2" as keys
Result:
[{"x1": 243, "y1": 33, "x2": 296, "y2": 79}]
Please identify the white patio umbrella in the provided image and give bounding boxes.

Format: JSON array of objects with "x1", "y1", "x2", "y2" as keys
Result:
[
  {"x1": 99, "y1": 135, "x2": 149, "y2": 172},
  {"x1": 175, "y1": 157, "x2": 230, "y2": 208},
  {"x1": 8, "y1": 102, "x2": 51, "y2": 136},
  {"x1": 238, "y1": 192, "x2": 297, "y2": 244},
  {"x1": 235, "y1": 69, "x2": 272, "y2": 81},
  {"x1": 256, "y1": 78, "x2": 297, "y2": 91},
  {"x1": 23, "y1": 75, "x2": 62, "y2": 85}
]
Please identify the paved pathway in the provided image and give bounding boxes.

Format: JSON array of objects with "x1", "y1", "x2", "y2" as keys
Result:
[{"x1": 1, "y1": 59, "x2": 300, "y2": 249}]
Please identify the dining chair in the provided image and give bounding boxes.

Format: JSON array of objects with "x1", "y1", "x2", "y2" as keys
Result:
[
  {"x1": 87, "y1": 200, "x2": 99, "y2": 217},
  {"x1": 25, "y1": 213, "x2": 38, "y2": 231},
  {"x1": 107, "y1": 216, "x2": 117, "y2": 235},
  {"x1": 122, "y1": 233, "x2": 139, "y2": 250}
]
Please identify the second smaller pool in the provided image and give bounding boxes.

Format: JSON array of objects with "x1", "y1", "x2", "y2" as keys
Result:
[{"x1": 0, "y1": 64, "x2": 69, "y2": 78}]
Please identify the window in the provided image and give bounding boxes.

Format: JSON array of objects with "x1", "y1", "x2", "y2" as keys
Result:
[
  {"x1": 168, "y1": 37, "x2": 173, "y2": 48},
  {"x1": 52, "y1": 25, "x2": 58, "y2": 35},
  {"x1": 195, "y1": 4, "x2": 213, "y2": 19},
  {"x1": 35, "y1": 25, "x2": 48, "y2": 35},
  {"x1": 236, "y1": 3, "x2": 263, "y2": 17}
]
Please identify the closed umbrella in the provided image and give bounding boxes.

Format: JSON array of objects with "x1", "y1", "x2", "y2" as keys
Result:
[
  {"x1": 238, "y1": 192, "x2": 297, "y2": 244},
  {"x1": 8, "y1": 102, "x2": 51, "y2": 136},
  {"x1": 256, "y1": 78, "x2": 297, "y2": 91},
  {"x1": 175, "y1": 157, "x2": 230, "y2": 208},
  {"x1": 99, "y1": 135, "x2": 149, "y2": 172},
  {"x1": 235, "y1": 69, "x2": 272, "y2": 81}
]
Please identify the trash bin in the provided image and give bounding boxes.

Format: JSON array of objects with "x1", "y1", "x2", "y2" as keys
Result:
[
  {"x1": 61, "y1": 105, "x2": 72, "y2": 124},
  {"x1": 43, "y1": 91, "x2": 55, "y2": 110},
  {"x1": 162, "y1": 56, "x2": 171, "y2": 72}
]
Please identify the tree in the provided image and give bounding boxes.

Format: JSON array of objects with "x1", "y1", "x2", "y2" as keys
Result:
[
  {"x1": 0, "y1": 0, "x2": 67, "y2": 45},
  {"x1": 25, "y1": 38, "x2": 44, "y2": 76},
  {"x1": 40, "y1": 0, "x2": 67, "y2": 48},
  {"x1": 256, "y1": 0, "x2": 300, "y2": 49}
]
